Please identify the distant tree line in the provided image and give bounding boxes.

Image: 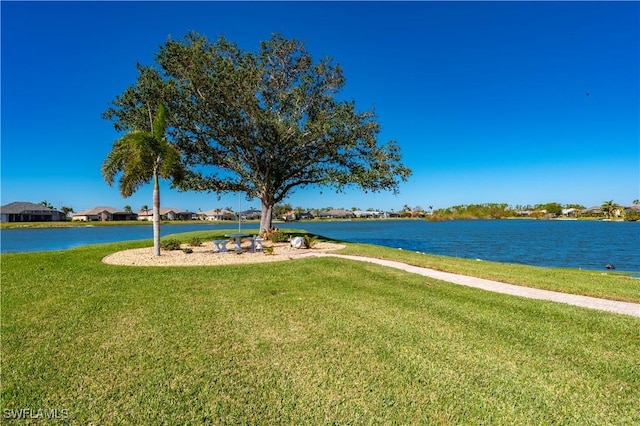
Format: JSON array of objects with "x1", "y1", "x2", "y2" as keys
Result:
[
  {"x1": 423, "y1": 201, "x2": 639, "y2": 221},
  {"x1": 37, "y1": 199, "x2": 640, "y2": 222},
  {"x1": 269, "y1": 200, "x2": 640, "y2": 221}
]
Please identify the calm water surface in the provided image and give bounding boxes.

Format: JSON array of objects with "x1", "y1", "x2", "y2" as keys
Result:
[{"x1": 1, "y1": 220, "x2": 638, "y2": 273}]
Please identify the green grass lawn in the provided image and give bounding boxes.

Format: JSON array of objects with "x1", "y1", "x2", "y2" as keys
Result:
[
  {"x1": 168, "y1": 229, "x2": 640, "y2": 304},
  {"x1": 338, "y1": 243, "x2": 640, "y2": 304},
  {"x1": 2, "y1": 233, "x2": 639, "y2": 424}
]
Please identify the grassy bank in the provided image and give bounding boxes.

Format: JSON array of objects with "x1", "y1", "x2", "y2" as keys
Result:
[
  {"x1": 339, "y1": 243, "x2": 640, "y2": 304},
  {"x1": 165, "y1": 229, "x2": 640, "y2": 304},
  {"x1": 1, "y1": 235, "x2": 639, "y2": 424}
]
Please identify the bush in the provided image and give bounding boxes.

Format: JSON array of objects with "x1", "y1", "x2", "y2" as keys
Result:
[
  {"x1": 182, "y1": 247, "x2": 193, "y2": 254},
  {"x1": 625, "y1": 210, "x2": 640, "y2": 221},
  {"x1": 303, "y1": 235, "x2": 318, "y2": 248},
  {"x1": 188, "y1": 237, "x2": 203, "y2": 247},
  {"x1": 160, "y1": 238, "x2": 181, "y2": 251},
  {"x1": 267, "y1": 230, "x2": 288, "y2": 243}
]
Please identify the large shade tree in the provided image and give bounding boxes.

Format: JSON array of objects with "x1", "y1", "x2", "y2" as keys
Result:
[
  {"x1": 102, "y1": 89, "x2": 184, "y2": 256},
  {"x1": 106, "y1": 33, "x2": 412, "y2": 233}
]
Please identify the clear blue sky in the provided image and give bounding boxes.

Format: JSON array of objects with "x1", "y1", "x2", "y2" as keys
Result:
[{"x1": 2, "y1": 1, "x2": 638, "y2": 213}]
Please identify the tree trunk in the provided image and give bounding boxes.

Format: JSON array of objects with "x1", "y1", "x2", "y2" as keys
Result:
[
  {"x1": 153, "y1": 173, "x2": 161, "y2": 256},
  {"x1": 260, "y1": 200, "x2": 273, "y2": 235}
]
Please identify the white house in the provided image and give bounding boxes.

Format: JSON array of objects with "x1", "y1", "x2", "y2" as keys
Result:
[
  {"x1": 202, "y1": 208, "x2": 235, "y2": 221},
  {"x1": 352, "y1": 210, "x2": 382, "y2": 218}
]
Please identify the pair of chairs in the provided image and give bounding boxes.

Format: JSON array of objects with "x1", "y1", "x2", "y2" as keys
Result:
[{"x1": 213, "y1": 237, "x2": 263, "y2": 253}]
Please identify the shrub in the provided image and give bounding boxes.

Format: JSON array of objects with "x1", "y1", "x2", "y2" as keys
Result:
[
  {"x1": 188, "y1": 237, "x2": 203, "y2": 247},
  {"x1": 160, "y1": 238, "x2": 181, "y2": 251},
  {"x1": 625, "y1": 210, "x2": 640, "y2": 221},
  {"x1": 267, "y1": 230, "x2": 288, "y2": 243},
  {"x1": 263, "y1": 246, "x2": 274, "y2": 255},
  {"x1": 182, "y1": 247, "x2": 193, "y2": 254},
  {"x1": 303, "y1": 235, "x2": 318, "y2": 248}
]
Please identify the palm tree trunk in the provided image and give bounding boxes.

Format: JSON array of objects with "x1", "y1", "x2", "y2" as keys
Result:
[{"x1": 153, "y1": 173, "x2": 161, "y2": 256}]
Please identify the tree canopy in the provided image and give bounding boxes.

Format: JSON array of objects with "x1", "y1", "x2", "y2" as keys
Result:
[{"x1": 105, "y1": 32, "x2": 412, "y2": 233}]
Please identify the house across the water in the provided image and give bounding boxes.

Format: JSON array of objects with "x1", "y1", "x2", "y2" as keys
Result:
[
  {"x1": 137, "y1": 207, "x2": 195, "y2": 221},
  {"x1": 0, "y1": 201, "x2": 66, "y2": 223},
  {"x1": 72, "y1": 206, "x2": 138, "y2": 221}
]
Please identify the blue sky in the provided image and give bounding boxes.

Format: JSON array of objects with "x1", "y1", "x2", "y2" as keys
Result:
[{"x1": 2, "y1": 1, "x2": 638, "y2": 213}]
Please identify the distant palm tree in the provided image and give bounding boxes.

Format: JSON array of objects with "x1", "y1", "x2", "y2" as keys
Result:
[
  {"x1": 123, "y1": 205, "x2": 132, "y2": 213},
  {"x1": 634, "y1": 199, "x2": 639, "y2": 205},
  {"x1": 61, "y1": 206, "x2": 74, "y2": 219},
  {"x1": 601, "y1": 200, "x2": 622, "y2": 219},
  {"x1": 102, "y1": 102, "x2": 184, "y2": 256},
  {"x1": 40, "y1": 200, "x2": 54, "y2": 209}
]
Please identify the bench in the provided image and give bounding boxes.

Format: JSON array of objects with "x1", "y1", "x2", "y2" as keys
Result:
[
  {"x1": 213, "y1": 240, "x2": 228, "y2": 253},
  {"x1": 248, "y1": 236, "x2": 263, "y2": 252}
]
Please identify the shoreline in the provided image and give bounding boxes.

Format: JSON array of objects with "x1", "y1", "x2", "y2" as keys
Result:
[
  {"x1": 2, "y1": 222, "x2": 638, "y2": 275},
  {"x1": 0, "y1": 216, "x2": 629, "y2": 230}
]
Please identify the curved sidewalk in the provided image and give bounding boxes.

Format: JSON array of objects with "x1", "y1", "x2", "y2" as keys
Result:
[{"x1": 313, "y1": 253, "x2": 640, "y2": 318}]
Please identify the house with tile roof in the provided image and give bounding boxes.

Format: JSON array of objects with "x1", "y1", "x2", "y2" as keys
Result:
[
  {"x1": 0, "y1": 201, "x2": 66, "y2": 223},
  {"x1": 201, "y1": 208, "x2": 235, "y2": 221},
  {"x1": 72, "y1": 206, "x2": 137, "y2": 221},
  {"x1": 137, "y1": 207, "x2": 195, "y2": 221},
  {"x1": 317, "y1": 209, "x2": 355, "y2": 219}
]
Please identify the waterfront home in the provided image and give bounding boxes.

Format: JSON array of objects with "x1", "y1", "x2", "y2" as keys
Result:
[
  {"x1": 352, "y1": 210, "x2": 382, "y2": 219},
  {"x1": 625, "y1": 204, "x2": 640, "y2": 214},
  {"x1": 582, "y1": 206, "x2": 602, "y2": 216},
  {"x1": 137, "y1": 207, "x2": 195, "y2": 221},
  {"x1": 299, "y1": 211, "x2": 315, "y2": 219},
  {"x1": 282, "y1": 210, "x2": 297, "y2": 221},
  {"x1": 201, "y1": 208, "x2": 235, "y2": 221},
  {"x1": 0, "y1": 201, "x2": 66, "y2": 223},
  {"x1": 241, "y1": 209, "x2": 262, "y2": 220},
  {"x1": 73, "y1": 206, "x2": 137, "y2": 222},
  {"x1": 318, "y1": 209, "x2": 355, "y2": 219}
]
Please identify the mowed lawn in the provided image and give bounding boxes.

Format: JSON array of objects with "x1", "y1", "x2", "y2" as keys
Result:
[{"x1": 1, "y1": 236, "x2": 639, "y2": 424}]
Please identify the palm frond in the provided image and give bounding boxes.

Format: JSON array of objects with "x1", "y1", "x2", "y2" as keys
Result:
[
  {"x1": 101, "y1": 139, "x2": 129, "y2": 185},
  {"x1": 102, "y1": 101, "x2": 184, "y2": 199},
  {"x1": 152, "y1": 102, "x2": 167, "y2": 141}
]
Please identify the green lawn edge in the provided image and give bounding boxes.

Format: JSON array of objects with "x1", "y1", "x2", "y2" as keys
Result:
[
  {"x1": 2, "y1": 233, "x2": 639, "y2": 424},
  {"x1": 159, "y1": 228, "x2": 640, "y2": 304}
]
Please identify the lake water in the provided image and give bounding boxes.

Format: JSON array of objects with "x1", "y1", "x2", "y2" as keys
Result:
[{"x1": 1, "y1": 220, "x2": 638, "y2": 273}]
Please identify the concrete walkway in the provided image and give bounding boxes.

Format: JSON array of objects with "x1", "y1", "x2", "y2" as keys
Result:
[{"x1": 312, "y1": 253, "x2": 640, "y2": 318}]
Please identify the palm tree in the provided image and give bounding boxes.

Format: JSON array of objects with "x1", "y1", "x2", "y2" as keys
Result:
[
  {"x1": 601, "y1": 200, "x2": 622, "y2": 219},
  {"x1": 102, "y1": 102, "x2": 183, "y2": 256},
  {"x1": 61, "y1": 206, "x2": 74, "y2": 220}
]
